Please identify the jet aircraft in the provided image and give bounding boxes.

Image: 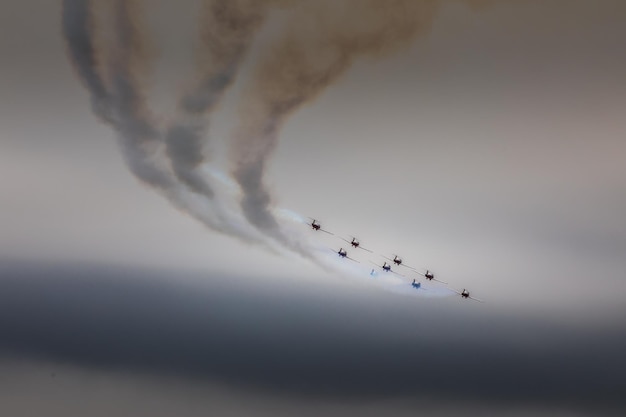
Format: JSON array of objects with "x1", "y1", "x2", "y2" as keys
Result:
[
  {"x1": 416, "y1": 269, "x2": 448, "y2": 284},
  {"x1": 370, "y1": 261, "x2": 404, "y2": 277},
  {"x1": 341, "y1": 237, "x2": 373, "y2": 253},
  {"x1": 335, "y1": 247, "x2": 359, "y2": 263},
  {"x1": 411, "y1": 279, "x2": 426, "y2": 290},
  {"x1": 384, "y1": 255, "x2": 416, "y2": 270},
  {"x1": 453, "y1": 288, "x2": 484, "y2": 303},
  {"x1": 307, "y1": 218, "x2": 333, "y2": 235}
]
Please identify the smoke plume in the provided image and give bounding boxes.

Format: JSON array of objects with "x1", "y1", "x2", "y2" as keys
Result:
[
  {"x1": 231, "y1": 0, "x2": 445, "y2": 249},
  {"x1": 164, "y1": 0, "x2": 275, "y2": 199},
  {"x1": 61, "y1": 0, "x2": 112, "y2": 123},
  {"x1": 62, "y1": 0, "x2": 269, "y2": 246},
  {"x1": 63, "y1": 0, "x2": 495, "y2": 268}
]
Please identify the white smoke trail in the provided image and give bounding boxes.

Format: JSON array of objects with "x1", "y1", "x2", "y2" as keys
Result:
[
  {"x1": 61, "y1": 0, "x2": 113, "y2": 123},
  {"x1": 62, "y1": 0, "x2": 274, "y2": 249},
  {"x1": 62, "y1": 0, "x2": 480, "y2": 297},
  {"x1": 229, "y1": 0, "x2": 443, "y2": 254},
  {"x1": 164, "y1": 0, "x2": 275, "y2": 202},
  {"x1": 204, "y1": 169, "x2": 451, "y2": 297}
]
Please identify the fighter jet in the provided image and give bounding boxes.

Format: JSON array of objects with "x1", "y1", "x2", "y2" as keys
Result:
[
  {"x1": 411, "y1": 279, "x2": 426, "y2": 290},
  {"x1": 416, "y1": 269, "x2": 448, "y2": 284},
  {"x1": 334, "y1": 247, "x2": 359, "y2": 263},
  {"x1": 341, "y1": 237, "x2": 373, "y2": 253},
  {"x1": 306, "y1": 218, "x2": 333, "y2": 235},
  {"x1": 370, "y1": 261, "x2": 404, "y2": 277},
  {"x1": 384, "y1": 255, "x2": 416, "y2": 270},
  {"x1": 453, "y1": 288, "x2": 484, "y2": 303}
]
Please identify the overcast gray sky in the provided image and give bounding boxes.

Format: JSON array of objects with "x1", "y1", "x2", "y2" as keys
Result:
[{"x1": 1, "y1": 1, "x2": 625, "y2": 415}]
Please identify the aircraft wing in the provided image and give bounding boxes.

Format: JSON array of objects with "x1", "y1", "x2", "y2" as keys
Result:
[
  {"x1": 358, "y1": 246, "x2": 373, "y2": 253},
  {"x1": 346, "y1": 256, "x2": 360, "y2": 263},
  {"x1": 469, "y1": 296, "x2": 485, "y2": 303},
  {"x1": 319, "y1": 228, "x2": 334, "y2": 235}
]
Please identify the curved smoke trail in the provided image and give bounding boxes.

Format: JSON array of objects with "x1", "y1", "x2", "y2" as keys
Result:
[
  {"x1": 61, "y1": 0, "x2": 270, "y2": 247},
  {"x1": 62, "y1": 0, "x2": 492, "y2": 294},
  {"x1": 230, "y1": 0, "x2": 442, "y2": 251},
  {"x1": 164, "y1": 0, "x2": 273, "y2": 200},
  {"x1": 61, "y1": 0, "x2": 113, "y2": 123}
]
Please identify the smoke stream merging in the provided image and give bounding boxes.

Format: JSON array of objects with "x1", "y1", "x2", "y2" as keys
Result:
[
  {"x1": 164, "y1": 0, "x2": 274, "y2": 200},
  {"x1": 230, "y1": 0, "x2": 444, "y2": 252},
  {"x1": 62, "y1": 0, "x2": 490, "y2": 295},
  {"x1": 62, "y1": 0, "x2": 271, "y2": 247}
]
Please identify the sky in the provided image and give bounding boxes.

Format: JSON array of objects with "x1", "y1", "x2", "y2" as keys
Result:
[{"x1": 1, "y1": 0, "x2": 625, "y2": 415}]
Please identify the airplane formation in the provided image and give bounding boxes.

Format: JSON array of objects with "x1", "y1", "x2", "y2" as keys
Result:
[{"x1": 306, "y1": 218, "x2": 484, "y2": 302}]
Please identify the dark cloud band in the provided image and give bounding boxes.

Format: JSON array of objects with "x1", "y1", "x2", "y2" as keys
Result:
[{"x1": 0, "y1": 262, "x2": 624, "y2": 414}]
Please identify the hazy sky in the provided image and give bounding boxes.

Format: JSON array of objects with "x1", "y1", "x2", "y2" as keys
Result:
[{"x1": 1, "y1": 0, "x2": 625, "y2": 415}]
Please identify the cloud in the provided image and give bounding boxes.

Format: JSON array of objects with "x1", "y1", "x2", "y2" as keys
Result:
[{"x1": 0, "y1": 261, "x2": 624, "y2": 415}]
